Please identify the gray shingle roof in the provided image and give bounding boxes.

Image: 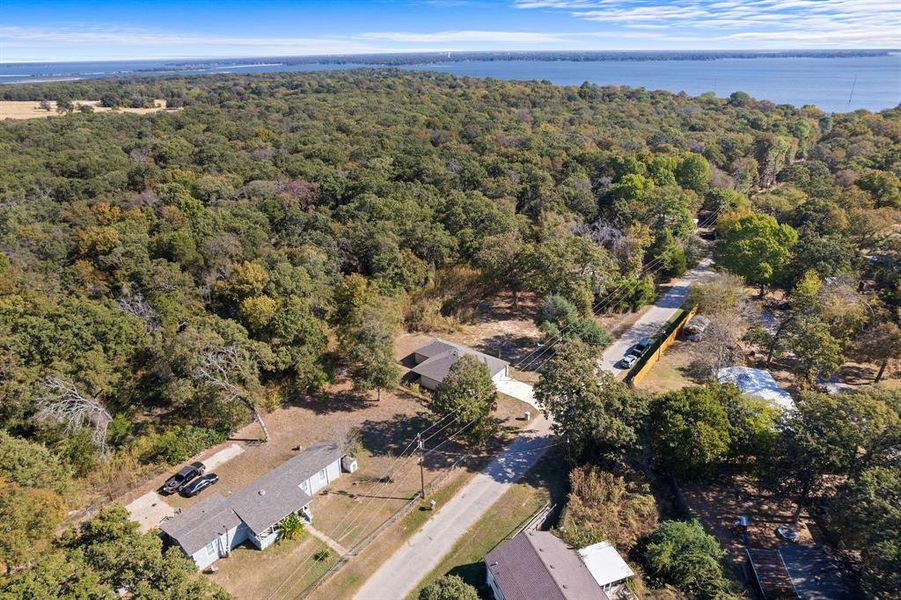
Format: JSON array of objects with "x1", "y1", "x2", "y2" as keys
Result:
[
  {"x1": 485, "y1": 531, "x2": 609, "y2": 600},
  {"x1": 160, "y1": 441, "x2": 344, "y2": 552},
  {"x1": 411, "y1": 338, "x2": 508, "y2": 383},
  {"x1": 159, "y1": 493, "x2": 242, "y2": 555},
  {"x1": 230, "y1": 440, "x2": 342, "y2": 535}
]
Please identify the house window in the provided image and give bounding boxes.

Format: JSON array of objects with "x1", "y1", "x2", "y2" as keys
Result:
[
  {"x1": 299, "y1": 480, "x2": 310, "y2": 494},
  {"x1": 319, "y1": 468, "x2": 327, "y2": 482},
  {"x1": 205, "y1": 542, "x2": 216, "y2": 556}
]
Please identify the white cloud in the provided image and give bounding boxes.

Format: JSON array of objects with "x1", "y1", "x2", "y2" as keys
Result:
[
  {"x1": 360, "y1": 30, "x2": 571, "y2": 43},
  {"x1": 512, "y1": 0, "x2": 901, "y2": 47},
  {"x1": 0, "y1": 25, "x2": 383, "y2": 59}
]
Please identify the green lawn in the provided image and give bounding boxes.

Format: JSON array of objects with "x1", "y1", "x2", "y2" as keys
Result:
[{"x1": 407, "y1": 451, "x2": 570, "y2": 599}]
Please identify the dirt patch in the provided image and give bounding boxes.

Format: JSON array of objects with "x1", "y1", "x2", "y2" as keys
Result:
[
  {"x1": 125, "y1": 491, "x2": 174, "y2": 533},
  {"x1": 0, "y1": 100, "x2": 178, "y2": 120},
  {"x1": 682, "y1": 474, "x2": 819, "y2": 576}
]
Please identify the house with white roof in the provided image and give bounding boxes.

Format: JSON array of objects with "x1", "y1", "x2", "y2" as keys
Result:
[{"x1": 717, "y1": 366, "x2": 795, "y2": 411}]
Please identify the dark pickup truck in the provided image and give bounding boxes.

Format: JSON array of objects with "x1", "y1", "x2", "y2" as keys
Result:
[{"x1": 160, "y1": 461, "x2": 205, "y2": 495}]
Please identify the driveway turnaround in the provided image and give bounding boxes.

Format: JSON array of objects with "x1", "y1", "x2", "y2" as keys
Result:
[
  {"x1": 495, "y1": 375, "x2": 538, "y2": 409},
  {"x1": 599, "y1": 260, "x2": 713, "y2": 375},
  {"x1": 351, "y1": 262, "x2": 709, "y2": 598},
  {"x1": 352, "y1": 416, "x2": 554, "y2": 600}
]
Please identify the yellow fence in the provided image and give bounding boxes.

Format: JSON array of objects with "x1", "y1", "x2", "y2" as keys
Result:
[{"x1": 625, "y1": 305, "x2": 697, "y2": 387}]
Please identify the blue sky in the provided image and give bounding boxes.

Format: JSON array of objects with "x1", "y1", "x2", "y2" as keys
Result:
[{"x1": 1, "y1": 0, "x2": 899, "y2": 62}]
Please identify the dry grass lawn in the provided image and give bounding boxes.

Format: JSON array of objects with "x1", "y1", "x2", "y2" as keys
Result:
[
  {"x1": 634, "y1": 339, "x2": 698, "y2": 394},
  {"x1": 0, "y1": 99, "x2": 177, "y2": 119},
  {"x1": 113, "y1": 335, "x2": 537, "y2": 600}
]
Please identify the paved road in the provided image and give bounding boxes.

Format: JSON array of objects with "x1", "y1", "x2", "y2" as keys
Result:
[
  {"x1": 351, "y1": 416, "x2": 554, "y2": 600},
  {"x1": 599, "y1": 260, "x2": 713, "y2": 375},
  {"x1": 350, "y1": 262, "x2": 710, "y2": 599}
]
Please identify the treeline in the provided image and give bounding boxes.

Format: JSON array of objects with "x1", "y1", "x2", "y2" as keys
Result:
[
  {"x1": 537, "y1": 343, "x2": 899, "y2": 598},
  {"x1": 0, "y1": 70, "x2": 898, "y2": 595}
]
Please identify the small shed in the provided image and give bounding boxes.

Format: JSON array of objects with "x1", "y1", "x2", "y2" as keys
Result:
[
  {"x1": 578, "y1": 541, "x2": 635, "y2": 592},
  {"x1": 684, "y1": 315, "x2": 711, "y2": 341}
]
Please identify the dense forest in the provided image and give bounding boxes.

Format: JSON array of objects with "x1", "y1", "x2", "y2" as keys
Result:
[{"x1": 0, "y1": 70, "x2": 898, "y2": 597}]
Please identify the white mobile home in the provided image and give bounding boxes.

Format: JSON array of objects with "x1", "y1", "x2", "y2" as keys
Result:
[{"x1": 160, "y1": 441, "x2": 347, "y2": 569}]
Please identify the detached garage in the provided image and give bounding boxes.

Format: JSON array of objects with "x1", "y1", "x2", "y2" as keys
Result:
[{"x1": 410, "y1": 338, "x2": 509, "y2": 391}]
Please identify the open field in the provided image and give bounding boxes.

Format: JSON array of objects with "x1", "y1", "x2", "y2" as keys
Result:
[
  {"x1": 407, "y1": 450, "x2": 570, "y2": 599},
  {"x1": 0, "y1": 99, "x2": 176, "y2": 119}
]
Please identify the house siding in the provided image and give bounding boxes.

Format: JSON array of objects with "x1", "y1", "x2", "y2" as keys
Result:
[
  {"x1": 486, "y1": 569, "x2": 505, "y2": 600},
  {"x1": 419, "y1": 375, "x2": 441, "y2": 390},
  {"x1": 188, "y1": 523, "x2": 248, "y2": 569}
]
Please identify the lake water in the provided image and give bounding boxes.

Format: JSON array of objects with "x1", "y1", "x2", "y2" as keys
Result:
[{"x1": 2, "y1": 54, "x2": 899, "y2": 113}]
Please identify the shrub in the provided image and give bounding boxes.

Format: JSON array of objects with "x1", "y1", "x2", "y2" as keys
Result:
[
  {"x1": 561, "y1": 466, "x2": 657, "y2": 551},
  {"x1": 643, "y1": 520, "x2": 736, "y2": 599},
  {"x1": 139, "y1": 426, "x2": 226, "y2": 465},
  {"x1": 418, "y1": 575, "x2": 479, "y2": 600}
]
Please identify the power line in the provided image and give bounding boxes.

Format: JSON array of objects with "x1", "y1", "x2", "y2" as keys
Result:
[
  {"x1": 514, "y1": 206, "x2": 725, "y2": 372},
  {"x1": 267, "y1": 412, "x2": 457, "y2": 600},
  {"x1": 274, "y1": 415, "x2": 479, "y2": 600}
]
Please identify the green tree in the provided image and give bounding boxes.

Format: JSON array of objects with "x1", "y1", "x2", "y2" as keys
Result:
[
  {"x1": 0, "y1": 481, "x2": 66, "y2": 571},
  {"x1": 787, "y1": 316, "x2": 843, "y2": 381},
  {"x1": 716, "y1": 213, "x2": 798, "y2": 294},
  {"x1": 767, "y1": 390, "x2": 899, "y2": 507},
  {"x1": 332, "y1": 273, "x2": 373, "y2": 338},
  {"x1": 418, "y1": 575, "x2": 479, "y2": 600},
  {"x1": 675, "y1": 153, "x2": 711, "y2": 194},
  {"x1": 643, "y1": 520, "x2": 734, "y2": 599},
  {"x1": 650, "y1": 385, "x2": 732, "y2": 479},
  {"x1": 535, "y1": 341, "x2": 647, "y2": 461},
  {"x1": 535, "y1": 295, "x2": 612, "y2": 348},
  {"x1": 430, "y1": 355, "x2": 497, "y2": 444},
  {"x1": 830, "y1": 466, "x2": 900, "y2": 597},
  {"x1": 856, "y1": 321, "x2": 901, "y2": 382},
  {"x1": 0, "y1": 431, "x2": 72, "y2": 494},
  {"x1": 346, "y1": 319, "x2": 401, "y2": 401}
]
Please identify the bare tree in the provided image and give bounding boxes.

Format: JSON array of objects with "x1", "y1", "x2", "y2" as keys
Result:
[
  {"x1": 34, "y1": 376, "x2": 112, "y2": 454},
  {"x1": 690, "y1": 316, "x2": 744, "y2": 381},
  {"x1": 195, "y1": 345, "x2": 270, "y2": 443},
  {"x1": 117, "y1": 292, "x2": 159, "y2": 332}
]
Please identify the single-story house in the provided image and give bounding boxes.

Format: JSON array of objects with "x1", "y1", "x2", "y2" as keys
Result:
[
  {"x1": 485, "y1": 530, "x2": 633, "y2": 600},
  {"x1": 160, "y1": 441, "x2": 347, "y2": 569},
  {"x1": 745, "y1": 545, "x2": 853, "y2": 599},
  {"x1": 717, "y1": 366, "x2": 794, "y2": 411},
  {"x1": 410, "y1": 337, "x2": 509, "y2": 391}
]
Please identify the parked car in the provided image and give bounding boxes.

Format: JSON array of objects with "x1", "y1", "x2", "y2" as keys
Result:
[
  {"x1": 161, "y1": 462, "x2": 205, "y2": 495},
  {"x1": 629, "y1": 338, "x2": 652, "y2": 356},
  {"x1": 617, "y1": 354, "x2": 638, "y2": 369},
  {"x1": 180, "y1": 473, "x2": 219, "y2": 497},
  {"x1": 776, "y1": 524, "x2": 800, "y2": 542}
]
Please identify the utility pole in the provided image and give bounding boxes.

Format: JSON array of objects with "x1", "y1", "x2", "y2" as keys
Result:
[{"x1": 417, "y1": 432, "x2": 426, "y2": 499}]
